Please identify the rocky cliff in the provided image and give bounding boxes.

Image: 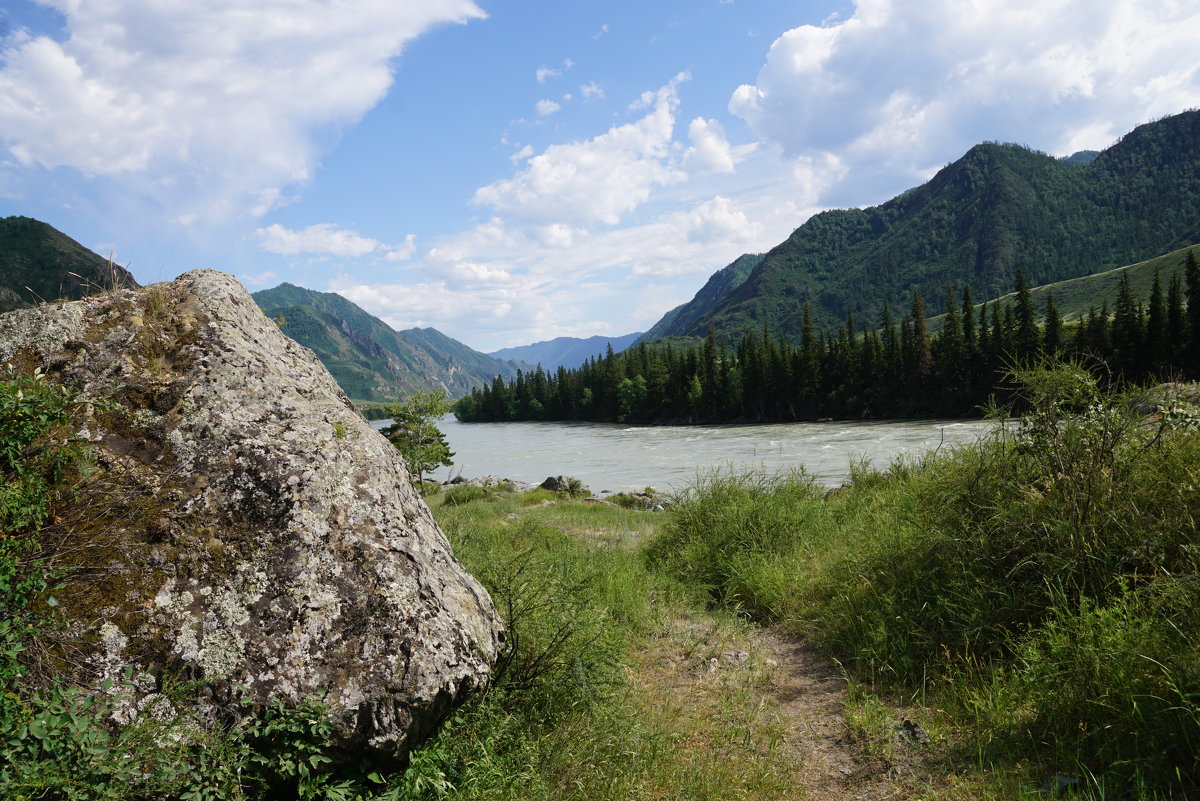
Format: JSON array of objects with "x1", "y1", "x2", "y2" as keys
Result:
[{"x1": 0, "y1": 270, "x2": 501, "y2": 764}]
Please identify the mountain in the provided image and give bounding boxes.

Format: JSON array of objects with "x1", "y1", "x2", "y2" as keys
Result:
[
  {"x1": 639, "y1": 253, "x2": 763, "y2": 342},
  {"x1": 662, "y1": 110, "x2": 1200, "y2": 343},
  {"x1": 252, "y1": 283, "x2": 527, "y2": 401},
  {"x1": 0, "y1": 216, "x2": 138, "y2": 313},
  {"x1": 489, "y1": 332, "x2": 643, "y2": 370}
]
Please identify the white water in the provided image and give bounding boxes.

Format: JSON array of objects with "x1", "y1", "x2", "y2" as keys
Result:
[{"x1": 371, "y1": 416, "x2": 995, "y2": 494}]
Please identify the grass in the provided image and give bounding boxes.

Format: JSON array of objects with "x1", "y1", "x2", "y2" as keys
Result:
[
  {"x1": 408, "y1": 487, "x2": 808, "y2": 801},
  {"x1": 647, "y1": 363, "x2": 1200, "y2": 799},
  {"x1": 9, "y1": 358, "x2": 1196, "y2": 798}
]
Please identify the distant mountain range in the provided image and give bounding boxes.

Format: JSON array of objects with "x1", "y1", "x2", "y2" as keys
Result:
[
  {"x1": 251, "y1": 283, "x2": 528, "y2": 401},
  {"x1": 0, "y1": 216, "x2": 138, "y2": 313},
  {"x1": 643, "y1": 110, "x2": 1200, "y2": 343},
  {"x1": 488, "y1": 333, "x2": 643, "y2": 371}
]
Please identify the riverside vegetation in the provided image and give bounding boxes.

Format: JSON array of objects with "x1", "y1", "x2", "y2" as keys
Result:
[{"x1": 4, "y1": 358, "x2": 1200, "y2": 799}]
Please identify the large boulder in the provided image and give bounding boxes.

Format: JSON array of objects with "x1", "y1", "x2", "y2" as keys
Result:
[{"x1": 0, "y1": 270, "x2": 502, "y2": 763}]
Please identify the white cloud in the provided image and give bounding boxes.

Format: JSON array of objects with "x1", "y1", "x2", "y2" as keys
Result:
[
  {"x1": 680, "y1": 196, "x2": 761, "y2": 244},
  {"x1": 255, "y1": 223, "x2": 402, "y2": 259},
  {"x1": 384, "y1": 234, "x2": 418, "y2": 262},
  {"x1": 593, "y1": 24, "x2": 609, "y2": 40},
  {"x1": 474, "y1": 73, "x2": 690, "y2": 227},
  {"x1": 580, "y1": 82, "x2": 605, "y2": 101},
  {"x1": 730, "y1": 0, "x2": 1200, "y2": 197},
  {"x1": 536, "y1": 58, "x2": 573, "y2": 84},
  {"x1": 683, "y1": 118, "x2": 739, "y2": 174},
  {"x1": 535, "y1": 98, "x2": 561, "y2": 116},
  {"x1": 239, "y1": 270, "x2": 279, "y2": 287},
  {"x1": 0, "y1": 0, "x2": 485, "y2": 220}
]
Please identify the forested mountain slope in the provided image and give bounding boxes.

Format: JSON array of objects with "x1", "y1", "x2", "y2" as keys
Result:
[
  {"x1": 671, "y1": 110, "x2": 1200, "y2": 342},
  {"x1": 640, "y1": 253, "x2": 763, "y2": 342},
  {"x1": 253, "y1": 283, "x2": 526, "y2": 401},
  {"x1": 0, "y1": 216, "x2": 138, "y2": 313}
]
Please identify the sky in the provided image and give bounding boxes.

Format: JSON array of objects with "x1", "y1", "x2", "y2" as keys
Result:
[{"x1": 1, "y1": 1, "x2": 1199, "y2": 353}]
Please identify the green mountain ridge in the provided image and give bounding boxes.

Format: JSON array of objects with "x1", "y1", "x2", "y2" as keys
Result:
[
  {"x1": 639, "y1": 253, "x2": 763, "y2": 342},
  {"x1": 252, "y1": 283, "x2": 528, "y2": 401},
  {"x1": 655, "y1": 110, "x2": 1200, "y2": 343},
  {"x1": 0, "y1": 216, "x2": 138, "y2": 313}
]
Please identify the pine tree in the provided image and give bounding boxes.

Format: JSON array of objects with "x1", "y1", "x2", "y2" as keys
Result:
[
  {"x1": 1167, "y1": 272, "x2": 1186, "y2": 368},
  {"x1": 1112, "y1": 272, "x2": 1142, "y2": 377},
  {"x1": 911, "y1": 290, "x2": 932, "y2": 380},
  {"x1": 1043, "y1": 292, "x2": 1062, "y2": 354},
  {"x1": 1145, "y1": 268, "x2": 1167, "y2": 372},
  {"x1": 1013, "y1": 270, "x2": 1039, "y2": 358},
  {"x1": 1186, "y1": 249, "x2": 1200, "y2": 370}
]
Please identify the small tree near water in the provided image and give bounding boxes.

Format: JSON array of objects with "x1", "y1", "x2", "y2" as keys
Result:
[{"x1": 381, "y1": 389, "x2": 454, "y2": 486}]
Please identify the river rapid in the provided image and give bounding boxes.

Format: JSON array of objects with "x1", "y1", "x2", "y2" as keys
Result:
[{"x1": 371, "y1": 416, "x2": 995, "y2": 494}]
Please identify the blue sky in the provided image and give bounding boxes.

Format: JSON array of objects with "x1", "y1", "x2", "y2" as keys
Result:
[{"x1": 2, "y1": 1, "x2": 1199, "y2": 352}]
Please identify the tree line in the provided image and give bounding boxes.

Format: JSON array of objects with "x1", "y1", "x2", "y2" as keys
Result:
[{"x1": 455, "y1": 251, "x2": 1200, "y2": 424}]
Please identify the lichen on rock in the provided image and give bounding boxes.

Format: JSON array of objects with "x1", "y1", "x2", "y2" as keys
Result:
[{"x1": 0, "y1": 269, "x2": 502, "y2": 764}]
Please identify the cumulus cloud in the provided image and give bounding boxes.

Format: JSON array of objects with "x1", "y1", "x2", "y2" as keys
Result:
[
  {"x1": 730, "y1": 0, "x2": 1200, "y2": 197},
  {"x1": 255, "y1": 223, "x2": 412, "y2": 261},
  {"x1": 473, "y1": 73, "x2": 690, "y2": 227},
  {"x1": 681, "y1": 196, "x2": 762, "y2": 243},
  {"x1": 535, "y1": 98, "x2": 561, "y2": 116},
  {"x1": 683, "y1": 118, "x2": 739, "y2": 174},
  {"x1": 0, "y1": 0, "x2": 485, "y2": 219}
]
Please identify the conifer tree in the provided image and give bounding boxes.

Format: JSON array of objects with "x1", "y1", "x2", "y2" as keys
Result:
[
  {"x1": 911, "y1": 290, "x2": 932, "y2": 380},
  {"x1": 1145, "y1": 268, "x2": 1167, "y2": 371},
  {"x1": 1043, "y1": 292, "x2": 1062, "y2": 354},
  {"x1": 1013, "y1": 270, "x2": 1039, "y2": 358},
  {"x1": 1186, "y1": 249, "x2": 1200, "y2": 369},
  {"x1": 1167, "y1": 272, "x2": 1185, "y2": 367}
]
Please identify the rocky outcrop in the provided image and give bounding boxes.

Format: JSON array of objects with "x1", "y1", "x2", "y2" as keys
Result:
[{"x1": 0, "y1": 270, "x2": 502, "y2": 764}]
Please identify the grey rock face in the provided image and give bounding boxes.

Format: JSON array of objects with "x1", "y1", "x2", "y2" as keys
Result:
[{"x1": 0, "y1": 270, "x2": 502, "y2": 763}]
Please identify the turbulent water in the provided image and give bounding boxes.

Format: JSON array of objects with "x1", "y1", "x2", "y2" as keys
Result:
[{"x1": 371, "y1": 416, "x2": 995, "y2": 493}]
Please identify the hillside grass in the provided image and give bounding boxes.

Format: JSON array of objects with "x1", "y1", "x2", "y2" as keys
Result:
[
  {"x1": 928, "y1": 242, "x2": 1200, "y2": 332},
  {"x1": 648, "y1": 363, "x2": 1200, "y2": 798}
]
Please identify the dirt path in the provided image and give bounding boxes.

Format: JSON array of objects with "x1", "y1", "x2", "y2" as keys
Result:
[
  {"x1": 639, "y1": 614, "x2": 928, "y2": 800},
  {"x1": 752, "y1": 628, "x2": 912, "y2": 800}
]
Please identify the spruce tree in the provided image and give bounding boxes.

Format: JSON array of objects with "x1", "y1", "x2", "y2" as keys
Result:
[
  {"x1": 1186, "y1": 249, "x2": 1200, "y2": 370},
  {"x1": 1145, "y1": 268, "x2": 1167, "y2": 372},
  {"x1": 911, "y1": 290, "x2": 932, "y2": 380},
  {"x1": 1013, "y1": 270, "x2": 1039, "y2": 358},
  {"x1": 1167, "y1": 272, "x2": 1185, "y2": 368},
  {"x1": 1043, "y1": 292, "x2": 1062, "y2": 354}
]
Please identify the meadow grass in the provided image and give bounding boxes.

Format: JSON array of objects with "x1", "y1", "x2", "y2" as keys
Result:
[
  {"x1": 406, "y1": 487, "x2": 807, "y2": 801},
  {"x1": 647, "y1": 364, "x2": 1200, "y2": 798}
]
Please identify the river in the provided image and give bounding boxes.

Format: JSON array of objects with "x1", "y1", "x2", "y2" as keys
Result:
[{"x1": 370, "y1": 416, "x2": 995, "y2": 494}]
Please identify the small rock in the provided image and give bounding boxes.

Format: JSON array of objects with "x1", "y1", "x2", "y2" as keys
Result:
[
  {"x1": 897, "y1": 717, "x2": 931, "y2": 746},
  {"x1": 539, "y1": 475, "x2": 571, "y2": 492}
]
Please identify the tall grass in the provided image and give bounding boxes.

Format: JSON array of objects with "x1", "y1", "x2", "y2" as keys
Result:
[
  {"x1": 648, "y1": 363, "x2": 1200, "y2": 797},
  {"x1": 406, "y1": 489, "x2": 797, "y2": 801}
]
